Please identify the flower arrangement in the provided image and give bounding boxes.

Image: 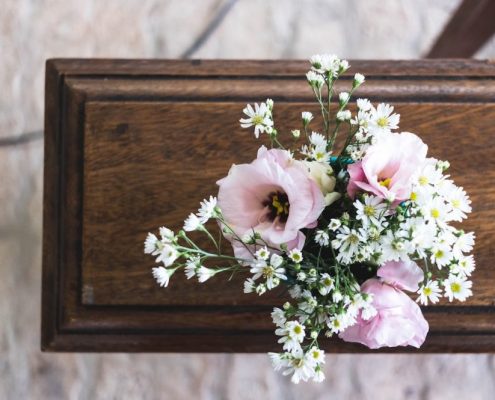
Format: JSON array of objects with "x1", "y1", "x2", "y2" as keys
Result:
[{"x1": 144, "y1": 54, "x2": 475, "y2": 383}]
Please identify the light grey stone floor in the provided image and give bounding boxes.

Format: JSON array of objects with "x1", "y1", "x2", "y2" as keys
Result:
[{"x1": 1, "y1": 0, "x2": 495, "y2": 399}]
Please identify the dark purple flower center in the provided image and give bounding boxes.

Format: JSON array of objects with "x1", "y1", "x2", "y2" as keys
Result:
[{"x1": 262, "y1": 191, "x2": 290, "y2": 223}]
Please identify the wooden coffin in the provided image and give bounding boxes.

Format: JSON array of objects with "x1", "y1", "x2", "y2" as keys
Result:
[{"x1": 42, "y1": 59, "x2": 495, "y2": 352}]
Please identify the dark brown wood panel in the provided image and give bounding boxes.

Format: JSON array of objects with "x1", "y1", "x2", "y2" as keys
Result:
[
  {"x1": 426, "y1": 0, "x2": 495, "y2": 58},
  {"x1": 42, "y1": 59, "x2": 495, "y2": 352}
]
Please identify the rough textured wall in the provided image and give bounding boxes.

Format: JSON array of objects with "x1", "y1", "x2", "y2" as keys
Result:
[{"x1": 1, "y1": 0, "x2": 495, "y2": 399}]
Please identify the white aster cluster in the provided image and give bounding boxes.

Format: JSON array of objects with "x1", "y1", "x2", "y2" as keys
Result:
[{"x1": 324, "y1": 159, "x2": 474, "y2": 305}]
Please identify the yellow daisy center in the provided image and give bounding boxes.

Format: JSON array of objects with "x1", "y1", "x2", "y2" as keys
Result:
[
  {"x1": 377, "y1": 117, "x2": 388, "y2": 127},
  {"x1": 451, "y1": 282, "x2": 461, "y2": 293},
  {"x1": 252, "y1": 115, "x2": 264, "y2": 125}
]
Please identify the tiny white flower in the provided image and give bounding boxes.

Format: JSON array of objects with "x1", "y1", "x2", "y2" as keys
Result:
[
  {"x1": 184, "y1": 256, "x2": 201, "y2": 279},
  {"x1": 306, "y1": 70, "x2": 325, "y2": 88},
  {"x1": 183, "y1": 213, "x2": 202, "y2": 231},
  {"x1": 444, "y1": 275, "x2": 473, "y2": 302},
  {"x1": 452, "y1": 231, "x2": 475, "y2": 258},
  {"x1": 307, "y1": 347, "x2": 325, "y2": 365},
  {"x1": 144, "y1": 233, "x2": 159, "y2": 254},
  {"x1": 243, "y1": 278, "x2": 256, "y2": 293},
  {"x1": 152, "y1": 266, "x2": 174, "y2": 288},
  {"x1": 270, "y1": 253, "x2": 284, "y2": 268},
  {"x1": 332, "y1": 290, "x2": 343, "y2": 303},
  {"x1": 339, "y1": 92, "x2": 350, "y2": 104},
  {"x1": 451, "y1": 254, "x2": 476, "y2": 277},
  {"x1": 197, "y1": 266, "x2": 216, "y2": 283},
  {"x1": 289, "y1": 284, "x2": 303, "y2": 299},
  {"x1": 197, "y1": 195, "x2": 218, "y2": 223},
  {"x1": 255, "y1": 246, "x2": 270, "y2": 260},
  {"x1": 328, "y1": 219, "x2": 342, "y2": 231},
  {"x1": 302, "y1": 111, "x2": 314, "y2": 125},
  {"x1": 430, "y1": 242, "x2": 453, "y2": 268},
  {"x1": 315, "y1": 230, "x2": 330, "y2": 246},
  {"x1": 354, "y1": 195, "x2": 387, "y2": 227},
  {"x1": 353, "y1": 73, "x2": 365, "y2": 86},
  {"x1": 155, "y1": 244, "x2": 178, "y2": 267},
  {"x1": 240, "y1": 102, "x2": 273, "y2": 138},
  {"x1": 309, "y1": 131, "x2": 326, "y2": 147},
  {"x1": 159, "y1": 227, "x2": 175, "y2": 242},
  {"x1": 318, "y1": 273, "x2": 334, "y2": 296},
  {"x1": 356, "y1": 98, "x2": 372, "y2": 111},
  {"x1": 327, "y1": 312, "x2": 347, "y2": 334},
  {"x1": 339, "y1": 59, "x2": 350, "y2": 73},
  {"x1": 416, "y1": 280, "x2": 442, "y2": 305},
  {"x1": 291, "y1": 129, "x2": 301, "y2": 138},
  {"x1": 288, "y1": 249, "x2": 303, "y2": 263},
  {"x1": 271, "y1": 308, "x2": 287, "y2": 327},
  {"x1": 336, "y1": 110, "x2": 351, "y2": 121},
  {"x1": 368, "y1": 103, "x2": 400, "y2": 136}
]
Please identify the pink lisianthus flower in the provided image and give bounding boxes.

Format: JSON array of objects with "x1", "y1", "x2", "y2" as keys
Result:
[
  {"x1": 217, "y1": 146, "x2": 326, "y2": 259},
  {"x1": 340, "y1": 260, "x2": 427, "y2": 349},
  {"x1": 347, "y1": 132, "x2": 428, "y2": 203},
  {"x1": 377, "y1": 259, "x2": 424, "y2": 292},
  {"x1": 339, "y1": 278, "x2": 429, "y2": 349}
]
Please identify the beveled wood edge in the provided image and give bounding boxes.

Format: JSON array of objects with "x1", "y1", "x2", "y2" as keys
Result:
[
  {"x1": 42, "y1": 59, "x2": 495, "y2": 352},
  {"x1": 41, "y1": 331, "x2": 495, "y2": 353},
  {"x1": 47, "y1": 58, "x2": 495, "y2": 77}
]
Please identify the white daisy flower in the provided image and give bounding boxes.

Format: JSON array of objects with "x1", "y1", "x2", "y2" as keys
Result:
[
  {"x1": 444, "y1": 275, "x2": 473, "y2": 302},
  {"x1": 309, "y1": 131, "x2": 326, "y2": 147},
  {"x1": 310, "y1": 54, "x2": 340, "y2": 76},
  {"x1": 159, "y1": 227, "x2": 175, "y2": 242},
  {"x1": 284, "y1": 351, "x2": 315, "y2": 384},
  {"x1": 276, "y1": 321, "x2": 305, "y2": 354},
  {"x1": 184, "y1": 256, "x2": 201, "y2": 279},
  {"x1": 379, "y1": 231, "x2": 410, "y2": 262},
  {"x1": 268, "y1": 352, "x2": 289, "y2": 372},
  {"x1": 430, "y1": 241, "x2": 453, "y2": 268},
  {"x1": 333, "y1": 226, "x2": 366, "y2": 263},
  {"x1": 328, "y1": 219, "x2": 342, "y2": 231},
  {"x1": 416, "y1": 280, "x2": 442, "y2": 305},
  {"x1": 240, "y1": 102, "x2": 273, "y2": 138},
  {"x1": 318, "y1": 273, "x2": 335, "y2": 296},
  {"x1": 155, "y1": 244, "x2": 178, "y2": 267},
  {"x1": 144, "y1": 233, "x2": 159, "y2": 254},
  {"x1": 197, "y1": 266, "x2": 216, "y2": 283},
  {"x1": 271, "y1": 308, "x2": 287, "y2": 327},
  {"x1": 255, "y1": 246, "x2": 270, "y2": 260},
  {"x1": 368, "y1": 103, "x2": 400, "y2": 136},
  {"x1": 339, "y1": 92, "x2": 350, "y2": 104},
  {"x1": 307, "y1": 347, "x2": 325, "y2": 366},
  {"x1": 270, "y1": 253, "x2": 284, "y2": 268},
  {"x1": 302, "y1": 111, "x2": 314, "y2": 125},
  {"x1": 288, "y1": 249, "x2": 303, "y2": 263},
  {"x1": 197, "y1": 195, "x2": 218, "y2": 223},
  {"x1": 243, "y1": 278, "x2": 256, "y2": 294},
  {"x1": 356, "y1": 98, "x2": 372, "y2": 111},
  {"x1": 451, "y1": 254, "x2": 476, "y2": 277},
  {"x1": 443, "y1": 184, "x2": 472, "y2": 221},
  {"x1": 354, "y1": 195, "x2": 388, "y2": 226},
  {"x1": 353, "y1": 73, "x2": 365, "y2": 87},
  {"x1": 336, "y1": 110, "x2": 352, "y2": 121},
  {"x1": 250, "y1": 259, "x2": 286, "y2": 289},
  {"x1": 327, "y1": 312, "x2": 348, "y2": 334},
  {"x1": 183, "y1": 213, "x2": 202, "y2": 231},
  {"x1": 152, "y1": 266, "x2": 174, "y2": 288},
  {"x1": 288, "y1": 284, "x2": 303, "y2": 299},
  {"x1": 315, "y1": 230, "x2": 330, "y2": 247},
  {"x1": 452, "y1": 231, "x2": 475, "y2": 258},
  {"x1": 306, "y1": 71, "x2": 325, "y2": 88}
]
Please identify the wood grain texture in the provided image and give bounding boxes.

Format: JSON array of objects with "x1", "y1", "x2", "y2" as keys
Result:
[{"x1": 42, "y1": 59, "x2": 495, "y2": 352}]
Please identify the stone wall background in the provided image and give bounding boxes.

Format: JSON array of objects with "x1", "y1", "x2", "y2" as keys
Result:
[{"x1": 1, "y1": 1, "x2": 495, "y2": 399}]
